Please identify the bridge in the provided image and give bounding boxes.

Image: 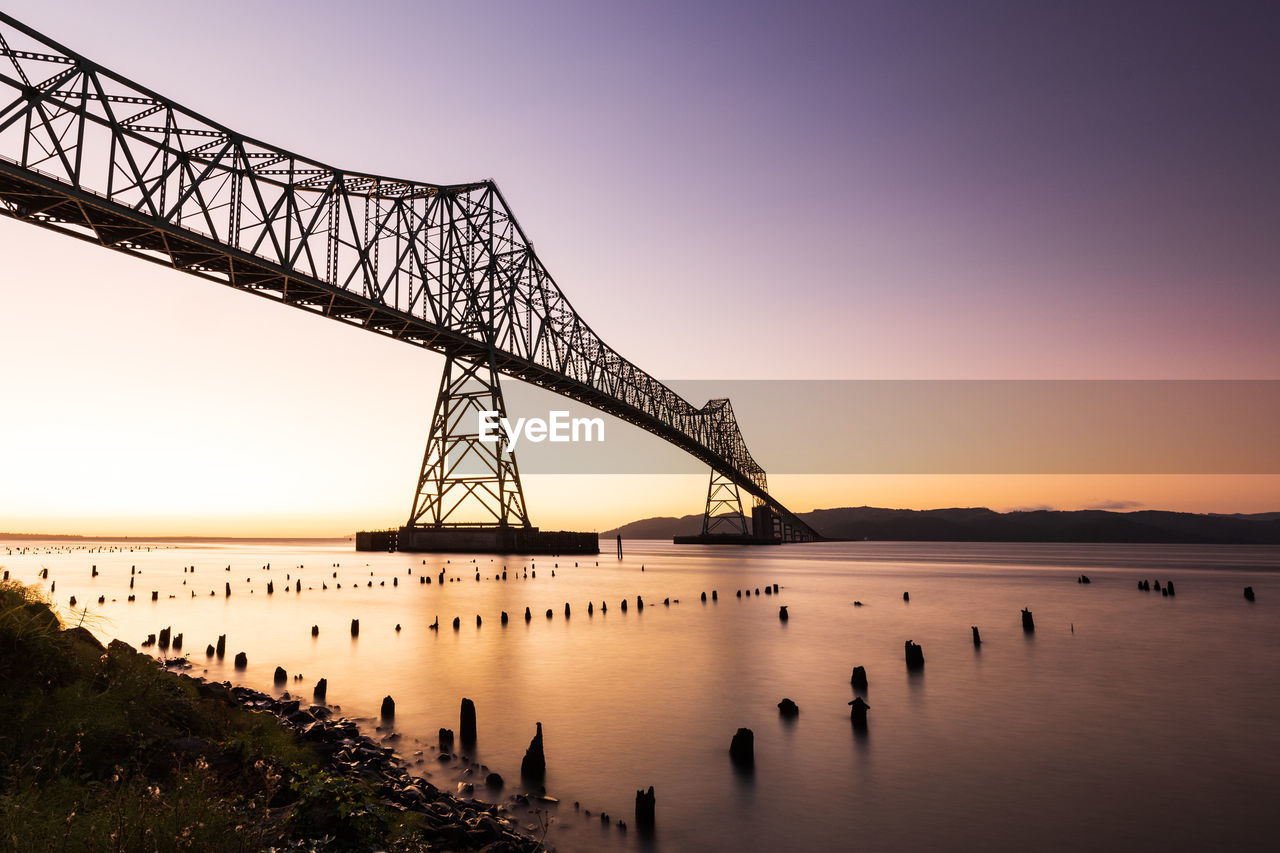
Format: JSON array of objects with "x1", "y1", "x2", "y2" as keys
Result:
[{"x1": 0, "y1": 12, "x2": 820, "y2": 551}]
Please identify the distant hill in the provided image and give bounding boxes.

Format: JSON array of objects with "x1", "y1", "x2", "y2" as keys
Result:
[{"x1": 605, "y1": 506, "x2": 1280, "y2": 544}]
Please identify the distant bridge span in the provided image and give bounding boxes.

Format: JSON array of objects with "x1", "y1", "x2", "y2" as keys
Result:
[{"x1": 0, "y1": 13, "x2": 819, "y2": 542}]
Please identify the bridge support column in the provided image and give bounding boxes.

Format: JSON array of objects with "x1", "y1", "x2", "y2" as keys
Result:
[
  {"x1": 701, "y1": 469, "x2": 749, "y2": 536},
  {"x1": 406, "y1": 353, "x2": 530, "y2": 530}
]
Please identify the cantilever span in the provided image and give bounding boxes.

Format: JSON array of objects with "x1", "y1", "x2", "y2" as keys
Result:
[{"x1": 0, "y1": 12, "x2": 819, "y2": 542}]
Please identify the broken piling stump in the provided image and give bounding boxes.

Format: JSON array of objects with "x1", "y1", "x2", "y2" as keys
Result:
[{"x1": 729, "y1": 728, "x2": 754, "y2": 768}]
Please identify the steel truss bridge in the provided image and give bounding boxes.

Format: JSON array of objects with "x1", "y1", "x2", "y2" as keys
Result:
[{"x1": 0, "y1": 12, "x2": 819, "y2": 544}]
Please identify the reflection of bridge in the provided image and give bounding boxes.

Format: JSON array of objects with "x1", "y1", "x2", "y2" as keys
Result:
[{"x1": 0, "y1": 13, "x2": 820, "y2": 549}]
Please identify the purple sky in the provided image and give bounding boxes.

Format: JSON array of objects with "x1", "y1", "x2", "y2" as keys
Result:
[{"x1": 2, "y1": 1, "x2": 1278, "y2": 532}]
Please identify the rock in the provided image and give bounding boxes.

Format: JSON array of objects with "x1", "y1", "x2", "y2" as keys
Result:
[
  {"x1": 205, "y1": 644, "x2": 215, "y2": 657},
  {"x1": 635, "y1": 785, "x2": 656, "y2": 829},
  {"x1": 777, "y1": 698, "x2": 799, "y2": 717},
  {"x1": 172, "y1": 633, "x2": 182, "y2": 651},
  {"x1": 972, "y1": 626, "x2": 982, "y2": 646},
  {"x1": 545, "y1": 609, "x2": 552, "y2": 619},
  {"x1": 904, "y1": 640, "x2": 924, "y2": 670},
  {"x1": 485, "y1": 772, "x2": 503, "y2": 789},
  {"x1": 729, "y1": 728, "x2": 754, "y2": 767},
  {"x1": 1079, "y1": 574, "x2": 1091, "y2": 584},
  {"x1": 779, "y1": 605, "x2": 788, "y2": 621},
  {"x1": 234, "y1": 652, "x2": 247, "y2": 669},
  {"x1": 381, "y1": 695, "x2": 395, "y2": 720},
  {"x1": 158, "y1": 627, "x2": 170, "y2": 650},
  {"x1": 313, "y1": 678, "x2": 327, "y2": 702},
  {"x1": 350, "y1": 619, "x2": 360, "y2": 637},
  {"x1": 520, "y1": 722, "x2": 546, "y2": 782},
  {"x1": 850, "y1": 665, "x2": 867, "y2": 688},
  {"x1": 1244, "y1": 586, "x2": 1255, "y2": 601},
  {"x1": 274, "y1": 666, "x2": 287, "y2": 685},
  {"x1": 764, "y1": 586, "x2": 772, "y2": 596},
  {"x1": 1021, "y1": 607, "x2": 1035, "y2": 632},
  {"x1": 849, "y1": 696, "x2": 870, "y2": 727},
  {"x1": 460, "y1": 697, "x2": 477, "y2": 745},
  {"x1": 396, "y1": 623, "x2": 402, "y2": 632},
  {"x1": 216, "y1": 634, "x2": 226, "y2": 658},
  {"x1": 439, "y1": 728, "x2": 454, "y2": 748}
]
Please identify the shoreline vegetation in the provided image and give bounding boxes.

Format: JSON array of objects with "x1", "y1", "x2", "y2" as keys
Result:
[{"x1": 0, "y1": 580, "x2": 542, "y2": 852}]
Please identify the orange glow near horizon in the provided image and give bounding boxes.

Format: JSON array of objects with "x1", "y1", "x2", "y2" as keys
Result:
[{"x1": 3, "y1": 474, "x2": 1278, "y2": 539}]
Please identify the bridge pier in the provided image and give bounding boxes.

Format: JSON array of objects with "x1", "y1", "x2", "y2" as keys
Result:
[
  {"x1": 357, "y1": 352, "x2": 598, "y2": 555},
  {"x1": 673, "y1": 472, "x2": 820, "y2": 545},
  {"x1": 674, "y1": 469, "x2": 777, "y2": 544}
]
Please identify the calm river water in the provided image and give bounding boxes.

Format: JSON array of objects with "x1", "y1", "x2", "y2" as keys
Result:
[{"x1": 3, "y1": 538, "x2": 1278, "y2": 851}]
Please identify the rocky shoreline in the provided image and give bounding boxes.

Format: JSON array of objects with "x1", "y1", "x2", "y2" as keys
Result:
[{"x1": 175, "y1": 666, "x2": 546, "y2": 851}]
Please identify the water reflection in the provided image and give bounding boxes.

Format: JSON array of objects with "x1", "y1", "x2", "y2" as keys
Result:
[{"x1": 5, "y1": 538, "x2": 1280, "y2": 852}]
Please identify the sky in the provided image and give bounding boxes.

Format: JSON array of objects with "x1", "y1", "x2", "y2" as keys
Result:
[{"x1": 1, "y1": 0, "x2": 1278, "y2": 535}]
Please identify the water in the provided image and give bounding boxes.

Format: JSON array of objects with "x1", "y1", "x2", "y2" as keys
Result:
[{"x1": 4, "y1": 538, "x2": 1278, "y2": 851}]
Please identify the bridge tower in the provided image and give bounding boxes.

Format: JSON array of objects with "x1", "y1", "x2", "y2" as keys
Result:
[
  {"x1": 394, "y1": 354, "x2": 597, "y2": 553},
  {"x1": 407, "y1": 353, "x2": 530, "y2": 531},
  {"x1": 701, "y1": 469, "x2": 750, "y2": 536}
]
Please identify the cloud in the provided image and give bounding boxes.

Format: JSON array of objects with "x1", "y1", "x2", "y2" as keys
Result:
[
  {"x1": 1006, "y1": 504, "x2": 1055, "y2": 512},
  {"x1": 1084, "y1": 499, "x2": 1145, "y2": 511}
]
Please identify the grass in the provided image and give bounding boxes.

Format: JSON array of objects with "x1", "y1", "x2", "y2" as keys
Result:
[{"x1": 0, "y1": 580, "x2": 445, "y2": 852}]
